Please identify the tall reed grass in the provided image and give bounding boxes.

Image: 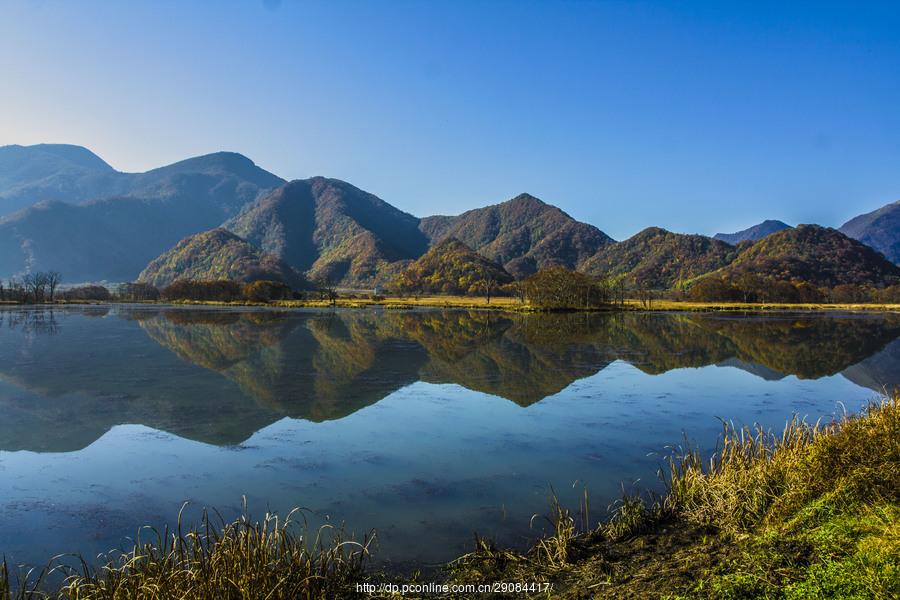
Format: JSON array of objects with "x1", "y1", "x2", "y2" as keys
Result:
[{"x1": 2, "y1": 504, "x2": 371, "y2": 600}]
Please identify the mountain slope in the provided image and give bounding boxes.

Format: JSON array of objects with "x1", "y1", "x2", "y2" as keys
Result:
[
  {"x1": 0, "y1": 145, "x2": 284, "y2": 217},
  {"x1": 137, "y1": 228, "x2": 307, "y2": 289},
  {"x1": 714, "y1": 220, "x2": 792, "y2": 244},
  {"x1": 418, "y1": 194, "x2": 614, "y2": 279},
  {"x1": 226, "y1": 178, "x2": 429, "y2": 286},
  {"x1": 0, "y1": 144, "x2": 121, "y2": 214},
  {"x1": 580, "y1": 227, "x2": 738, "y2": 288},
  {"x1": 391, "y1": 238, "x2": 514, "y2": 294},
  {"x1": 0, "y1": 151, "x2": 284, "y2": 281},
  {"x1": 840, "y1": 200, "x2": 900, "y2": 264},
  {"x1": 712, "y1": 224, "x2": 900, "y2": 287}
]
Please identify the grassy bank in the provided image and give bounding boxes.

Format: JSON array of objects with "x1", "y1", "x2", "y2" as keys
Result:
[
  {"x1": 2, "y1": 394, "x2": 898, "y2": 599},
  {"x1": 452, "y1": 392, "x2": 900, "y2": 598},
  {"x1": 4, "y1": 296, "x2": 900, "y2": 312},
  {"x1": 624, "y1": 299, "x2": 900, "y2": 312},
  {"x1": 157, "y1": 297, "x2": 900, "y2": 312}
]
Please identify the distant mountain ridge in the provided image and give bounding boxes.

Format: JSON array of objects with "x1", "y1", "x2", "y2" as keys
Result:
[
  {"x1": 0, "y1": 148, "x2": 284, "y2": 281},
  {"x1": 840, "y1": 200, "x2": 900, "y2": 264},
  {"x1": 0, "y1": 144, "x2": 284, "y2": 216},
  {"x1": 714, "y1": 220, "x2": 792, "y2": 244},
  {"x1": 0, "y1": 144, "x2": 118, "y2": 215}
]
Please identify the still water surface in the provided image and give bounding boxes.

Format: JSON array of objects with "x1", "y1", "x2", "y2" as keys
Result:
[{"x1": 1, "y1": 306, "x2": 898, "y2": 568}]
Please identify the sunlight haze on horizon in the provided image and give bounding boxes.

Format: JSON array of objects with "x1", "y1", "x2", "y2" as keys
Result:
[{"x1": 2, "y1": 0, "x2": 899, "y2": 239}]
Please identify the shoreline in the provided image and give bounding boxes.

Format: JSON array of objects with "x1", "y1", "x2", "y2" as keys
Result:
[
  {"x1": 2, "y1": 297, "x2": 900, "y2": 313},
  {"x1": 4, "y1": 394, "x2": 897, "y2": 598}
]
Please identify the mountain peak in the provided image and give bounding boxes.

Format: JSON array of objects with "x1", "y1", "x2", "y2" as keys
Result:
[
  {"x1": 714, "y1": 220, "x2": 792, "y2": 245},
  {"x1": 506, "y1": 193, "x2": 545, "y2": 206},
  {"x1": 21, "y1": 144, "x2": 115, "y2": 172},
  {"x1": 840, "y1": 200, "x2": 900, "y2": 264}
]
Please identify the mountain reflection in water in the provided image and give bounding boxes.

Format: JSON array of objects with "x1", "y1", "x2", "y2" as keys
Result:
[{"x1": 0, "y1": 306, "x2": 898, "y2": 453}]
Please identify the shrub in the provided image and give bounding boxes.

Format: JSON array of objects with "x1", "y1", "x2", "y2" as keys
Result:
[
  {"x1": 162, "y1": 280, "x2": 243, "y2": 302},
  {"x1": 524, "y1": 266, "x2": 611, "y2": 309},
  {"x1": 242, "y1": 280, "x2": 294, "y2": 302},
  {"x1": 62, "y1": 285, "x2": 111, "y2": 301}
]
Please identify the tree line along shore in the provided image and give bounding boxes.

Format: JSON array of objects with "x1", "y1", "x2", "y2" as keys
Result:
[{"x1": 3, "y1": 266, "x2": 900, "y2": 312}]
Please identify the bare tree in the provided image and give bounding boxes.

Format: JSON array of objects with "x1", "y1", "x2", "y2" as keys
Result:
[
  {"x1": 46, "y1": 271, "x2": 62, "y2": 302},
  {"x1": 22, "y1": 273, "x2": 42, "y2": 303}
]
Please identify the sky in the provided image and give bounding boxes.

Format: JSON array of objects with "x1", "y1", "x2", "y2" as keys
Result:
[{"x1": 1, "y1": 0, "x2": 899, "y2": 240}]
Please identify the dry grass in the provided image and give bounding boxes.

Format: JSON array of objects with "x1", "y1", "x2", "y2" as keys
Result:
[
  {"x1": 2, "y1": 504, "x2": 372, "y2": 600},
  {"x1": 121, "y1": 297, "x2": 900, "y2": 313},
  {"x1": 625, "y1": 299, "x2": 900, "y2": 312},
  {"x1": 449, "y1": 392, "x2": 900, "y2": 598}
]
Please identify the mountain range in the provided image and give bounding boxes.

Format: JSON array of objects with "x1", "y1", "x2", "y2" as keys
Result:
[
  {"x1": 0, "y1": 143, "x2": 898, "y2": 291},
  {"x1": 0, "y1": 146, "x2": 283, "y2": 281}
]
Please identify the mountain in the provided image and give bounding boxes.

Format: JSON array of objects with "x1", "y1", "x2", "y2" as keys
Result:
[
  {"x1": 580, "y1": 227, "x2": 739, "y2": 288},
  {"x1": 839, "y1": 200, "x2": 900, "y2": 264},
  {"x1": 225, "y1": 177, "x2": 429, "y2": 287},
  {"x1": 418, "y1": 193, "x2": 614, "y2": 279},
  {"x1": 391, "y1": 238, "x2": 514, "y2": 295},
  {"x1": 137, "y1": 228, "x2": 307, "y2": 289},
  {"x1": 712, "y1": 224, "x2": 900, "y2": 287},
  {"x1": 0, "y1": 151, "x2": 284, "y2": 281},
  {"x1": 714, "y1": 220, "x2": 792, "y2": 244},
  {"x1": 0, "y1": 144, "x2": 119, "y2": 215},
  {"x1": 0, "y1": 145, "x2": 283, "y2": 216}
]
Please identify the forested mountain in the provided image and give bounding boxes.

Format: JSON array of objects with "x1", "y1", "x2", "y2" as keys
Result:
[
  {"x1": 0, "y1": 151, "x2": 283, "y2": 281},
  {"x1": 137, "y1": 228, "x2": 307, "y2": 289},
  {"x1": 840, "y1": 200, "x2": 900, "y2": 264},
  {"x1": 714, "y1": 220, "x2": 791, "y2": 244},
  {"x1": 418, "y1": 193, "x2": 614, "y2": 279},
  {"x1": 711, "y1": 225, "x2": 900, "y2": 287},
  {"x1": 225, "y1": 177, "x2": 429, "y2": 287},
  {"x1": 580, "y1": 227, "x2": 739, "y2": 288},
  {"x1": 391, "y1": 238, "x2": 514, "y2": 295}
]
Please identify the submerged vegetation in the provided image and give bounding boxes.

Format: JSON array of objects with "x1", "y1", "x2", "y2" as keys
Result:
[{"x1": 3, "y1": 393, "x2": 897, "y2": 598}]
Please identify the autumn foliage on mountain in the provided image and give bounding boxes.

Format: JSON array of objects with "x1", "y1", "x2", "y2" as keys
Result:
[
  {"x1": 138, "y1": 228, "x2": 307, "y2": 289},
  {"x1": 390, "y1": 238, "x2": 514, "y2": 296}
]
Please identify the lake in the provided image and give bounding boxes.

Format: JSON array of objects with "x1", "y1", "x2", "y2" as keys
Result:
[{"x1": 1, "y1": 305, "x2": 898, "y2": 570}]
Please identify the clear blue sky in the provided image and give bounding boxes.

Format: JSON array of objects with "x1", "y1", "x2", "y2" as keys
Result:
[{"x1": 2, "y1": 0, "x2": 899, "y2": 239}]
